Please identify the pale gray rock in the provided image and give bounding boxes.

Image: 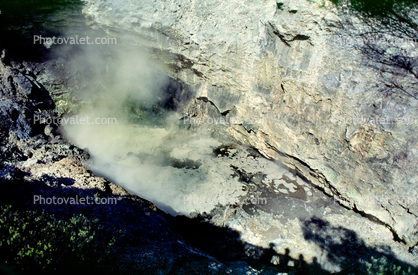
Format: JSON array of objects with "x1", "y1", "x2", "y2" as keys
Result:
[
  {"x1": 81, "y1": 0, "x2": 418, "y2": 249},
  {"x1": 3, "y1": 0, "x2": 417, "y2": 272}
]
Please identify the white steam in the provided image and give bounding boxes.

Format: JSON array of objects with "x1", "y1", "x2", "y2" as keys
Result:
[{"x1": 60, "y1": 42, "x2": 249, "y2": 215}]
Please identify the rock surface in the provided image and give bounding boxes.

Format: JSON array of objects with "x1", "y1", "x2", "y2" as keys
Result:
[
  {"x1": 0, "y1": 52, "x2": 216, "y2": 274},
  {"x1": 2, "y1": 0, "x2": 418, "y2": 273},
  {"x1": 0, "y1": 48, "x2": 331, "y2": 274},
  {"x1": 81, "y1": 0, "x2": 418, "y2": 249}
]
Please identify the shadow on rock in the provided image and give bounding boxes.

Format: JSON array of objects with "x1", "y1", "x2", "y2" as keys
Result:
[
  {"x1": 165, "y1": 213, "x2": 334, "y2": 274},
  {"x1": 2, "y1": 165, "x2": 417, "y2": 274},
  {"x1": 302, "y1": 216, "x2": 418, "y2": 274}
]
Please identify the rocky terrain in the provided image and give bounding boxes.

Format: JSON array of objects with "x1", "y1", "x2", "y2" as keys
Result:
[
  {"x1": 0, "y1": 48, "x2": 291, "y2": 274},
  {"x1": 81, "y1": 0, "x2": 418, "y2": 246},
  {"x1": 1, "y1": 0, "x2": 418, "y2": 274}
]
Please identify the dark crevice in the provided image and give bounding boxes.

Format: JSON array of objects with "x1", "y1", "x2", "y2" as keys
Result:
[
  {"x1": 290, "y1": 34, "x2": 310, "y2": 41},
  {"x1": 263, "y1": 140, "x2": 412, "y2": 246},
  {"x1": 241, "y1": 124, "x2": 256, "y2": 134},
  {"x1": 352, "y1": 204, "x2": 407, "y2": 245},
  {"x1": 408, "y1": 242, "x2": 418, "y2": 253},
  {"x1": 268, "y1": 22, "x2": 291, "y2": 47},
  {"x1": 196, "y1": 96, "x2": 222, "y2": 114},
  {"x1": 221, "y1": 107, "x2": 234, "y2": 116},
  {"x1": 267, "y1": 22, "x2": 311, "y2": 47}
]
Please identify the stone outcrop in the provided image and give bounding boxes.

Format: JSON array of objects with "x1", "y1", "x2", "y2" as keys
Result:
[
  {"x1": 0, "y1": 49, "x2": 312, "y2": 274},
  {"x1": 81, "y1": 0, "x2": 418, "y2": 248},
  {"x1": 0, "y1": 52, "x2": 207, "y2": 273},
  {"x1": 2, "y1": 0, "x2": 418, "y2": 272}
]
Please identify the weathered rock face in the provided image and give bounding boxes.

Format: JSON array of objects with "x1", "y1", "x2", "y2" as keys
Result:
[
  {"x1": 2, "y1": 0, "x2": 418, "y2": 272},
  {"x1": 0, "y1": 53, "x2": 260, "y2": 275},
  {"x1": 81, "y1": 0, "x2": 418, "y2": 248}
]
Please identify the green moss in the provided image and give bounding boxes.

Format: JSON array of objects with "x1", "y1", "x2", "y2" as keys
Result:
[
  {"x1": 52, "y1": 93, "x2": 81, "y2": 116},
  {"x1": 0, "y1": 205, "x2": 123, "y2": 272},
  {"x1": 365, "y1": 256, "x2": 416, "y2": 275}
]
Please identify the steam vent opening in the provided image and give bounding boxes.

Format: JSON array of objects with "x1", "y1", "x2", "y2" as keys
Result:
[{"x1": 1, "y1": 0, "x2": 418, "y2": 274}]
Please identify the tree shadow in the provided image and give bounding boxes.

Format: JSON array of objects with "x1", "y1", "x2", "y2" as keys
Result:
[
  {"x1": 1, "y1": 165, "x2": 417, "y2": 274},
  {"x1": 331, "y1": 0, "x2": 418, "y2": 100},
  {"x1": 301, "y1": 216, "x2": 418, "y2": 274},
  {"x1": 331, "y1": 0, "x2": 418, "y2": 19},
  {"x1": 0, "y1": 166, "x2": 324, "y2": 274},
  {"x1": 165, "y1": 214, "x2": 418, "y2": 274},
  {"x1": 165, "y1": 213, "x2": 335, "y2": 274}
]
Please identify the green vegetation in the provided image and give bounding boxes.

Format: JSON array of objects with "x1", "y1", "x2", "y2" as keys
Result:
[
  {"x1": 365, "y1": 256, "x2": 415, "y2": 275},
  {"x1": 330, "y1": 0, "x2": 418, "y2": 17},
  {"x1": 0, "y1": 0, "x2": 81, "y2": 12},
  {"x1": 0, "y1": 0, "x2": 82, "y2": 21},
  {"x1": 330, "y1": 0, "x2": 418, "y2": 32},
  {"x1": 276, "y1": 2, "x2": 284, "y2": 10},
  {"x1": 52, "y1": 92, "x2": 82, "y2": 116},
  {"x1": 0, "y1": 205, "x2": 122, "y2": 273}
]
